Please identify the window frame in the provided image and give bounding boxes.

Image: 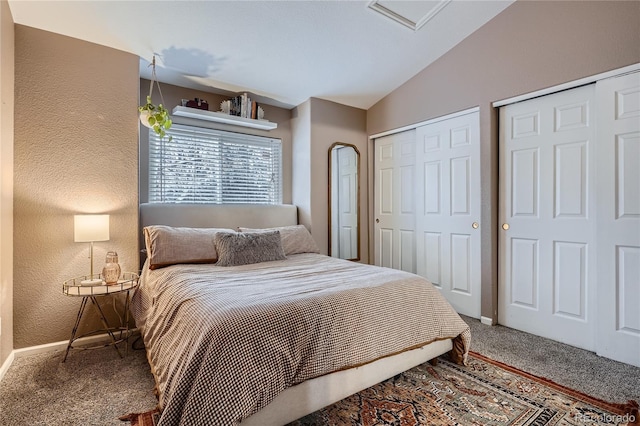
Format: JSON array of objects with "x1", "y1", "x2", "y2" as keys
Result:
[{"x1": 146, "y1": 123, "x2": 283, "y2": 205}]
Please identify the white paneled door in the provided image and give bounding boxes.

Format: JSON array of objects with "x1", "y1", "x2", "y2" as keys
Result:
[
  {"x1": 595, "y1": 72, "x2": 640, "y2": 367},
  {"x1": 414, "y1": 112, "x2": 481, "y2": 318},
  {"x1": 374, "y1": 130, "x2": 417, "y2": 273},
  {"x1": 499, "y1": 85, "x2": 597, "y2": 351},
  {"x1": 374, "y1": 110, "x2": 481, "y2": 318}
]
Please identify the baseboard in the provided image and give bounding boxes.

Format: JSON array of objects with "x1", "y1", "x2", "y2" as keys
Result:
[
  {"x1": 0, "y1": 350, "x2": 15, "y2": 383},
  {"x1": 12, "y1": 328, "x2": 140, "y2": 360},
  {"x1": 0, "y1": 329, "x2": 140, "y2": 384},
  {"x1": 481, "y1": 316, "x2": 495, "y2": 326}
]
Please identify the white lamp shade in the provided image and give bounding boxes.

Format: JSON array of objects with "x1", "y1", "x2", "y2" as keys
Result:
[{"x1": 74, "y1": 214, "x2": 110, "y2": 242}]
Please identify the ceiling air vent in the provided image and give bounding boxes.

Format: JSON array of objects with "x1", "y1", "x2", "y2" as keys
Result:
[{"x1": 368, "y1": 0, "x2": 451, "y2": 31}]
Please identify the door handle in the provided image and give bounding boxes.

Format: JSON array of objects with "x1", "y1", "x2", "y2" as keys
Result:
[
  {"x1": 472, "y1": 222, "x2": 479, "y2": 229},
  {"x1": 376, "y1": 218, "x2": 380, "y2": 223},
  {"x1": 502, "y1": 223, "x2": 510, "y2": 230}
]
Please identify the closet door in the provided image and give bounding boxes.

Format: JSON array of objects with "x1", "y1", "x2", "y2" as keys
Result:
[
  {"x1": 499, "y1": 84, "x2": 596, "y2": 351},
  {"x1": 596, "y1": 72, "x2": 640, "y2": 367},
  {"x1": 374, "y1": 130, "x2": 416, "y2": 272},
  {"x1": 414, "y1": 111, "x2": 481, "y2": 318}
]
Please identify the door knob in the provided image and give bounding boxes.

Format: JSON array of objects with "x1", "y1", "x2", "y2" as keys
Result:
[
  {"x1": 376, "y1": 218, "x2": 380, "y2": 223},
  {"x1": 472, "y1": 222, "x2": 479, "y2": 229},
  {"x1": 502, "y1": 223, "x2": 510, "y2": 230}
]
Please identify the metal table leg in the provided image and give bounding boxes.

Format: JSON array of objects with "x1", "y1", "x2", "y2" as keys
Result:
[
  {"x1": 63, "y1": 296, "x2": 89, "y2": 362},
  {"x1": 123, "y1": 290, "x2": 131, "y2": 356},
  {"x1": 63, "y1": 295, "x2": 126, "y2": 361},
  {"x1": 89, "y1": 296, "x2": 124, "y2": 359}
]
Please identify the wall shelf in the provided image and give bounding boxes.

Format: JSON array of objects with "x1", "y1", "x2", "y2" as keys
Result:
[{"x1": 172, "y1": 106, "x2": 278, "y2": 130}]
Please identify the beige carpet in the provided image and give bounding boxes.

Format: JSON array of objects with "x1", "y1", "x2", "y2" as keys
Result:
[{"x1": 1, "y1": 317, "x2": 638, "y2": 425}]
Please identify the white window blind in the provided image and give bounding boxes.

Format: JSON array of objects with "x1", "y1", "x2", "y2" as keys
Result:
[{"x1": 149, "y1": 124, "x2": 282, "y2": 204}]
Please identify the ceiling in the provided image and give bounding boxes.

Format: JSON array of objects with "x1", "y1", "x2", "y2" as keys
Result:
[{"x1": 8, "y1": 0, "x2": 513, "y2": 110}]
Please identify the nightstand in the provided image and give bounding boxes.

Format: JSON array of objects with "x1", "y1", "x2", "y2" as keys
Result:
[{"x1": 62, "y1": 272, "x2": 139, "y2": 362}]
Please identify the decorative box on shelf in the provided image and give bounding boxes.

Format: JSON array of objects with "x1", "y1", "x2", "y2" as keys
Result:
[
  {"x1": 183, "y1": 97, "x2": 209, "y2": 110},
  {"x1": 172, "y1": 105, "x2": 278, "y2": 131}
]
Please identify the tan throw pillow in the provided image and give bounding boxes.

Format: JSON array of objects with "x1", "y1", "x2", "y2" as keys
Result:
[
  {"x1": 144, "y1": 225, "x2": 235, "y2": 270},
  {"x1": 239, "y1": 224, "x2": 320, "y2": 256},
  {"x1": 214, "y1": 231, "x2": 286, "y2": 267}
]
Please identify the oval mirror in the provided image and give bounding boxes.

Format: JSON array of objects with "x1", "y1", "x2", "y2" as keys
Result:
[{"x1": 329, "y1": 142, "x2": 360, "y2": 261}]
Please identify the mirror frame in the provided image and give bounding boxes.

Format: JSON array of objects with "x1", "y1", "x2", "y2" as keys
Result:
[{"x1": 328, "y1": 142, "x2": 361, "y2": 261}]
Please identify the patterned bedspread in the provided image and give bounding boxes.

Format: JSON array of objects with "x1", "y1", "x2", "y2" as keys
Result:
[{"x1": 131, "y1": 253, "x2": 471, "y2": 426}]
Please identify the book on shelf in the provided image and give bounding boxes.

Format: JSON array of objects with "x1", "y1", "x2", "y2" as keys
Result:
[
  {"x1": 251, "y1": 100, "x2": 258, "y2": 120},
  {"x1": 227, "y1": 93, "x2": 258, "y2": 119}
]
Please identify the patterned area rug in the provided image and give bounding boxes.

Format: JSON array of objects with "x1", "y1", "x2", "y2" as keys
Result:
[
  {"x1": 121, "y1": 352, "x2": 639, "y2": 426},
  {"x1": 119, "y1": 409, "x2": 160, "y2": 426},
  {"x1": 288, "y1": 352, "x2": 638, "y2": 426}
]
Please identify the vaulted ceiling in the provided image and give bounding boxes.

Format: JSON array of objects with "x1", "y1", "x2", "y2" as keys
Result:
[{"x1": 8, "y1": 0, "x2": 513, "y2": 109}]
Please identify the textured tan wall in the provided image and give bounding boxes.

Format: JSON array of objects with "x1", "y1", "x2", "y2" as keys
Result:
[
  {"x1": 13, "y1": 26, "x2": 139, "y2": 348},
  {"x1": 292, "y1": 98, "x2": 368, "y2": 261},
  {"x1": 309, "y1": 98, "x2": 368, "y2": 262},
  {"x1": 138, "y1": 79, "x2": 293, "y2": 204},
  {"x1": 0, "y1": 0, "x2": 15, "y2": 363},
  {"x1": 291, "y1": 100, "x2": 312, "y2": 233},
  {"x1": 366, "y1": 0, "x2": 640, "y2": 321}
]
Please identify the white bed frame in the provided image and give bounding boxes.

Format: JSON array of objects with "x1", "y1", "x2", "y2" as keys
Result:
[
  {"x1": 139, "y1": 203, "x2": 454, "y2": 426},
  {"x1": 241, "y1": 339, "x2": 451, "y2": 425}
]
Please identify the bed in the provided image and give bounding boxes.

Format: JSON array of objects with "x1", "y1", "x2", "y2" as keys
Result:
[{"x1": 132, "y1": 203, "x2": 471, "y2": 426}]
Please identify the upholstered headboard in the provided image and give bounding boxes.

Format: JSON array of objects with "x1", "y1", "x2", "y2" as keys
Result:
[
  {"x1": 139, "y1": 203, "x2": 298, "y2": 264},
  {"x1": 140, "y1": 203, "x2": 297, "y2": 229}
]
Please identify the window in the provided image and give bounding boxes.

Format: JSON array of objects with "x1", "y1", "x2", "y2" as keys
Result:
[{"x1": 148, "y1": 124, "x2": 282, "y2": 204}]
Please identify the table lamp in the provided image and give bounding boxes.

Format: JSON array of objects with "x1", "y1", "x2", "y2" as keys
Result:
[{"x1": 74, "y1": 214, "x2": 109, "y2": 285}]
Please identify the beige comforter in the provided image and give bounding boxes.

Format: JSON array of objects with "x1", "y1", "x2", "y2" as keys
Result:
[{"x1": 131, "y1": 253, "x2": 470, "y2": 426}]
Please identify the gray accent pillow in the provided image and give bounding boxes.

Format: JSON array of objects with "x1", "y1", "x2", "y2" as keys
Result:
[
  {"x1": 214, "y1": 231, "x2": 287, "y2": 267},
  {"x1": 239, "y1": 225, "x2": 320, "y2": 255},
  {"x1": 144, "y1": 225, "x2": 235, "y2": 270}
]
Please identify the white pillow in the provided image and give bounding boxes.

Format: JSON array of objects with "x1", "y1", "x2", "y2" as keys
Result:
[{"x1": 239, "y1": 224, "x2": 320, "y2": 256}]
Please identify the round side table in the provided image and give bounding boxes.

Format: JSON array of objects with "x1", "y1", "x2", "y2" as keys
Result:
[{"x1": 62, "y1": 272, "x2": 139, "y2": 362}]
